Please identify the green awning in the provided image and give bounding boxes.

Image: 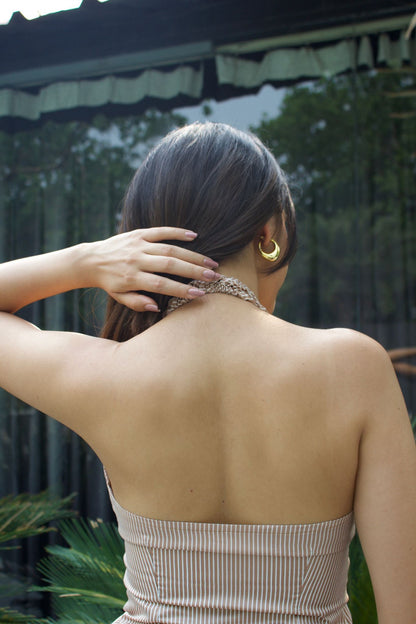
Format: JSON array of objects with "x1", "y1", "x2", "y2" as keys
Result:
[
  {"x1": 0, "y1": 64, "x2": 204, "y2": 121},
  {"x1": 0, "y1": 14, "x2": 414, "y2": 126},
  {"x1": 216, "y1": 29, "x2": 415, "y2": 89}
]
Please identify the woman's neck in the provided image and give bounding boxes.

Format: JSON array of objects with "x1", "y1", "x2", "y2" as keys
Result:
[{"x1": 217, "y1": 249, "x2": 260, "y2": 298}]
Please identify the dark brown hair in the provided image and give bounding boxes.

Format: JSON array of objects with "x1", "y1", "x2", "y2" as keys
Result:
[{"x1": 101, "y1": 122, "x2": 296, "y2": 341}]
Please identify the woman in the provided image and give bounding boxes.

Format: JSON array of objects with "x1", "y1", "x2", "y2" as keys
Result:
[{"x1": 0, "y1": 122, "x2": 415, "y2": 623}]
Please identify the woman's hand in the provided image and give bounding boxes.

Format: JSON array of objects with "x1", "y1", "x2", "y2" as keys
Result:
[
  {"x1": 85, "y1": 227, "x2": 220, "y2": 312},
  {"x1": 0, "y1": 227, "x2": 219, "y2": 314}
]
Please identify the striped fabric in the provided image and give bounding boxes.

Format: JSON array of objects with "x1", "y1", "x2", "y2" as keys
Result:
[{"x1": 105, "y1": 474, "x2": 355, "y2": 624}]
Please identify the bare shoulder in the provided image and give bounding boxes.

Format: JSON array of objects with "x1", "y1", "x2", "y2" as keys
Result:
[
  {"x1": 324, "y1": 327, "x2": 395, "y2": 389},
  {"x1": 267, "y1": 321, "x2": 396, "y2": 412},
  {"x1": 325, "y1": 326, "x2": 388, "y2": 356},
  {"x1": 292, "y1": 324, "x2": 392, "y2": 374},
  {"x1": 272, "y1": 319, "x2": 390, "y2": 369}
]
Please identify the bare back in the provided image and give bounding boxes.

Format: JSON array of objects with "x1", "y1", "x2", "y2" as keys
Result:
[{"x1": 93, "y1": 294, "x2": 362, "y2": 525}]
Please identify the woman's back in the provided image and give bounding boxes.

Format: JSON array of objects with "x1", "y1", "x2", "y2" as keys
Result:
[
  {"x1": 89, "y1": 283, "x2": 414, "y2": 622},
  {"x1": 96, "y1": 287, "x2": 359, "y2": 622},
  {"x1": 94, "y1": 291, "x2": 361, "y2": 526}
]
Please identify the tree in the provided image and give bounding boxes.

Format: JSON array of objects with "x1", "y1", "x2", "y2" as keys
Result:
[{"x1": 252, "y1": 72, "x2": 416, "y2": 330}]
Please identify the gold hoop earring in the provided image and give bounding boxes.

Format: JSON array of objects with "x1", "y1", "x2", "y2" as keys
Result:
[{"x1": 258, "y1": 237, "x2": 280, "y2": 262}]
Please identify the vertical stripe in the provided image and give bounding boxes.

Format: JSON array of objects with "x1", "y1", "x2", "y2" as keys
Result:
[{"x1": 104, "y1": 474, "x2": 355, "y2": 624}]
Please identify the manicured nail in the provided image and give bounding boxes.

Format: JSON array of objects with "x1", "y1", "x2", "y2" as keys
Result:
[
  {"x1": 203, "y1": 258, "x2": 219, "y2": 268},
  {"x1": 144, "y1": 304, "x2": 160, "y2": 312},
  {"x1": 185, "y1": 231, "x2": 198, "y2": 239},
  {"x1": 188, "y1": 287, "x2": 206, "y2": 298},
  {"x1": 203, "y1": 270, "x2": 221, "y2": 280}
]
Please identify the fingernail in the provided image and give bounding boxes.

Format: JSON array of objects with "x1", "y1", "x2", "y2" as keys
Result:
[
  {"x1": 144, "y1": 304, "x2": 160, "y2": 312},
  {"x1": 188, "y1": 287, "x2": 206, "y2": 298},
  {"x1": 203, "y1": 258, "x2": 219, "y2": 268},
  {"x1": 203, "y1": 270, "x2": 221, "y2": 281},
  {"x1": 185, "y1": 231, "x2": 198, "y2": 239}
]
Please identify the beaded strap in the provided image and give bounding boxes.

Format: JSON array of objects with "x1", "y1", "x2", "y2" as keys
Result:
[{"x1": 166, "y1": 276, "x2": 267, "y2": 314}]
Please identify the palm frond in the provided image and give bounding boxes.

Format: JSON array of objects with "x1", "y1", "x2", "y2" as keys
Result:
[
  {"x1": 36, "y1": 518, "x2": 125, "y2": 622},
  {"x1": 37, "y1": 614, "x2": 113, "y2": 624},
  {"x1": 0, "y1": 608, "x2": 49, "y2": 623},
  {"x1": 0, "y1": 492, "x2": 74, "y2": 548},
  {"x1": 0, "y1": 491, "x2": 75, "y2": 623}
]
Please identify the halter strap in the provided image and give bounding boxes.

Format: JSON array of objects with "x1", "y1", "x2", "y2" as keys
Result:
[{"x1": 166, "y1": 276, "x2": 267, "y2": 315}]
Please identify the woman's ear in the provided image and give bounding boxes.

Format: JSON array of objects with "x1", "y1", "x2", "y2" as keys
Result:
[{"x1": 256, "y1": 216, "x2": 281, "y2": 253}]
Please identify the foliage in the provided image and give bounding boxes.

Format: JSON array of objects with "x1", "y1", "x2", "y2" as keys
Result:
[
  {"x1": 34, "y1": 518, "x2": 125, "y2": 623},
  {"x1": 0, "y1": 492, "x2": 73, "y2": 623},
  {"x1": 0, "y1": 108, "x2": 187, "y2": 256},
  {"x1": 0, "y1": 492, "x2": 74, "y2": 548},
  {"x1": 252, "y1": 72, "x2": 416, "y2": 328},
  {"x1": 0, "y1": 610, "x2": 49, "y2": 623}
]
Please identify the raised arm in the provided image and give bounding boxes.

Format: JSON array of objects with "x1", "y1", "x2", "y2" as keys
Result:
[{"x1": 0, "y1": 228, "x2": 219, "y2": 435}]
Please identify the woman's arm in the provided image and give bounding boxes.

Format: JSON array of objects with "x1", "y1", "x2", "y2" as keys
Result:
[
  {"x1": 0, "y1": 228, "x2": 219, "y2": 435},
  {"x1": 0, "y1": 227, "x2": 218, "y2": 313},
  {"x1": 350, "y1": 335, "x2": 416, "y2": 623}
]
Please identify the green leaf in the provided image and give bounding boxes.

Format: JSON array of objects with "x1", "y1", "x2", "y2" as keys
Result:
[
  {"x1": 0, "y1": 492, "x2": 74, "y2": 549},
  {"x1": 0, "y1": 608, "x2": 49, "y2": 623},
  {"x1": 36, "y1": 518, "x2": 125, "y2": 622}
]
